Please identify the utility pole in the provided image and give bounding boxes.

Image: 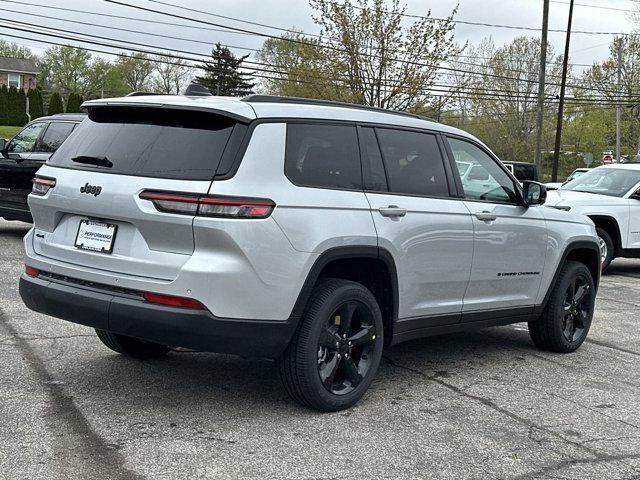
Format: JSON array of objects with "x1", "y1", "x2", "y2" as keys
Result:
[
  {"x1": 616, "y1": 39, "x2": 623, "y2": 162},
  {"x1": 534, "y1": 0, "x2": 550, "y2": 168},
  {"x1": 551, "y1": 0, "x2": 574, "y2": 182}
]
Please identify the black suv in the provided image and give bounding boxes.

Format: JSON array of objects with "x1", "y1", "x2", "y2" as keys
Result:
[{"x1": 0, "y1": 114, "x2": 85, "y2": 222}]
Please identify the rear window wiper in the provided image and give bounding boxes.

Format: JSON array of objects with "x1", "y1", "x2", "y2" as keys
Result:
[{"x1": 71, "y1": 155, "x2": 113, "y2": 168}]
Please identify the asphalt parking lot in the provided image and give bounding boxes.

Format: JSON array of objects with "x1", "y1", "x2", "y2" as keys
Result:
[{"x1": 1, "y1": 219, "x2": 639, "y2": 480}]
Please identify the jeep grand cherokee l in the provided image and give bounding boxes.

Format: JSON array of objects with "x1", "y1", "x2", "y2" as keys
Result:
[{"x1": 19, "y1": 94, "x2": 601, "y2": 411}]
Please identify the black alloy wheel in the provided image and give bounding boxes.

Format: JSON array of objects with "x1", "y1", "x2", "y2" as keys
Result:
[
  {"x1": 560, "y1": 274, "x2": 592, "y2": 343},
  {"x1": 528, "y1": 261, "x2": 596, "y2": 353},
  {"x1": 279, "y1": 278, "x2": 384, "y2": 411},
  {"x1": 317, "y1": 300, "x2": 377, "y2": 395}
]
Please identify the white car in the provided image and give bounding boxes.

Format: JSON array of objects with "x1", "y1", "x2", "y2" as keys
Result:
[
  {"x1": 546, "y1": 168, "x2": 591, "y2": 190},
  {"x1": 546, "y1": 164, "x2": 640, "y2": 270}
]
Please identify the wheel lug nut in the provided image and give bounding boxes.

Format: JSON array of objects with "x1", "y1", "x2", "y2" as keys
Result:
[
  {"x1": 348, "y1": 341, "x2": 352, "y2": 346},
  {"x1": 337, "y1": 354, "x2": 341, "y2": 359},
  {"x1": 372, "y1": 335, "x2": 376, "y2": 340}
]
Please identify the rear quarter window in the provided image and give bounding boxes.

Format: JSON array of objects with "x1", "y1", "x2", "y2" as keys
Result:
[
  {"x1": 48, "y1": 107, "x2": 239, "y2": 180},
  {"x1": 285, "y1": 123, "x2": 362, "y2": 190}
]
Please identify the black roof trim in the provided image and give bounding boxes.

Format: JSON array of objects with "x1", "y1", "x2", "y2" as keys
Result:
[
  {"x1": 126, "y1": 92, "x2": 165, "y2": 97},
  {"x1": 241, "y1": 95, "x2": 437, "y2": 123}
]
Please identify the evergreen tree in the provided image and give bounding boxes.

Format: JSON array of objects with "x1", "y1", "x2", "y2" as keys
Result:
[
  {"x1": 195, "y1": 43, "x2": 255, "y2": 96},
  {"x1": 28, "y1": 89, "x2": 44, "y2": 120},
  {"x1": 0, "y1": 85, "x2": 8, "y2": 125},
  {"x1": 7, "y1": 86, "x2": 27, "y2": 125},
  {"x1": 16, "y1": 89, "x2": 28, "y2": 125},
  {"x1": 48, "y1": 91, "x2": 64, "y2": 115},
  {"x1": 66, "y1": 92, "x2": 84, "y2": 113}
]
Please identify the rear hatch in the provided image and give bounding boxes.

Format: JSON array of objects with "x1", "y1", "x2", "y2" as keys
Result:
[{"x1": 29, "y1": 103, "x2": 250, "y2": 281}]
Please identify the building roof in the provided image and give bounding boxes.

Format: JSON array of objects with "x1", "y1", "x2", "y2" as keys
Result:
[{"x1": 0, "y1": 57, "x2": 39, "y2": 74}]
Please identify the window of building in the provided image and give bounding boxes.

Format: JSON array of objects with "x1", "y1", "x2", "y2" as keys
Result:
[{"x1": 7, "y1": 73, "x2": 20, "y2": 89}]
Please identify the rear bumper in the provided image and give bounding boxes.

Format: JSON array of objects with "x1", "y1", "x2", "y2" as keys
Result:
[{"x1": 19, "y1": 274, "x2": 298, "y2": 358}]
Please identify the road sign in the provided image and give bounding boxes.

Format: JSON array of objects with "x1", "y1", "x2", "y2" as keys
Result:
[
  {"x1": 584, "y1": 153, "x2": 593, "y2": 167},
  {"x1": 603, "y1": 154, "x2": 613, "y2": 164}
]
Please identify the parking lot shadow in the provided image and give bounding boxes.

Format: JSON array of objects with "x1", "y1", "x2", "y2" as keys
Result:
[{"x1": 66, "y1": 326, "x2": 536, "y2": 415}]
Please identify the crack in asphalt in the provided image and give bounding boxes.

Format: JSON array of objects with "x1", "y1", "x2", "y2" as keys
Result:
[
  {"x1": 510, "y1": 453, "x2": 640, "y2": 480},
  {"x1": 0, "y1": 307, "x2": 147, "y2": 480},
  {"x1": 382, "y1": 355, "x2": 602, "y2": 457},
  {"x1": 585, "y1": 338, "x2": 640, "y2": 357},
  {"x1": 383, "y1": 355, "x2": 640, "y2": 478}
]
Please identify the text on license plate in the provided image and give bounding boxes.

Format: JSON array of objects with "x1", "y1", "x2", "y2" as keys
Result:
[{"x1": 74, "y1": 219, "x2": 117, "y2": 253}]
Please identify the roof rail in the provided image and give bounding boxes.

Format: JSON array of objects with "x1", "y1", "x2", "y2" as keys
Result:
[
  {"x1": 126, "y1": 92, "x2": 164, "y2": 97},
  {"x1": 241, "y1": 95, "x2": 436, "y2": 122}
]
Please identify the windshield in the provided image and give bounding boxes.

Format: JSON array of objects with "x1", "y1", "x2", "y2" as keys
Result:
[
  {"x1": 566, "y1": 170, "x2": 587, "y2": 182},
  {"x1": 562, "y1": 168, "x2": 640, "y2": 197},
  {"x1": 49, "y1": 107, "x2": 239, "y2": 180}
]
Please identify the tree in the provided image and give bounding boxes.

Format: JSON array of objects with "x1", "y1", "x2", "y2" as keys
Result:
[
  {"x1": 0, "y1": 85, "x2": 8, "y2": 125},
  {"x1": 115, "y1": 53, "x2": 154, "y2": 93},
  {"x1": 258, "y1": 0, "x2": 459, "y2": 111},
  {"x1": 580, "y1": 36, "x2": 640, "y2": 160},
  {"x1": 257, "y1": 32, "x2": 355, "y2": 102},
  {"x1": 195, "y1": 43, "x2": 255, "y2": 96},
  {"x1": 48, "y1": 92, "x2": 64, "y2": 115},
  {"x1": 41, "y1": 46, "x2": 92, "y2": 96},
  {"x1": 445, "y1": 37, "x2": 563, "y2": 163},
  {"x1": 28, "y1": 89, "x2": 44, "y2": 120},
  {"x1": 7, "y1": 86, "x2": 27, "y2": 125},
  {"x1": 152, "y1": 54, "x2": 191, "y2": 94},
  {"x1": 0, "y1": 40, "x2": 34, "y2": 59},
  {"x1": 66, "y1": 92, "x2": 84, "y2": 113}
]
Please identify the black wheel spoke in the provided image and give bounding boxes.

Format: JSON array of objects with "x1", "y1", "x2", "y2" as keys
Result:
[
  {"x1": 342, "y1": 357, "x2": 363, "y2": 387},
  {"x1": 563, "y1": 316, "x2": 575, "y2": 342},
  {"x1": 319, "y1": 354, "x2": 341, "y2": 390},
  {"x1": 574, "y1": 283, "x2": 589, "y2": 303},
  {"x1": 337, "y1": 302, "x2": 357, "y2": 336},
  {"x1": 348, "y1": 324, "x2": 375, "y2": 346},
  {"x1": 319, "y1": 325, "x2": 340, "y2": 348}
]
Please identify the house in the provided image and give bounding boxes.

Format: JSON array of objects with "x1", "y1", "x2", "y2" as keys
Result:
[{"x1": 0, "y1": 57, "x2": 39, "y2": 90}]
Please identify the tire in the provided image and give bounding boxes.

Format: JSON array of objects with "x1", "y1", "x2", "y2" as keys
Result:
[
  {"x1": 596, "y1": 227, "x2": 614, "y2": 272},
  {"x1": 278, "y1": 278, "x2": 384, "y2": 412},
  {"x1": 95, "y1": 329, "x2": 170, "y2": 359},
  {"x1": 528, "y1": 261, "x2": 596, "y2": 353}
]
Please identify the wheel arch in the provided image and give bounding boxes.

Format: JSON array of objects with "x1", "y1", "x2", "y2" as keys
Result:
[
  {"x1": 588, "y1": 215, "x2": 622, "y2": 254},
  {"x1": 290, "y1": 246, "x2": 399, "y2": 346},
  {"x1": 536, "y1": 240, "x2": 601, "y2": 315}
]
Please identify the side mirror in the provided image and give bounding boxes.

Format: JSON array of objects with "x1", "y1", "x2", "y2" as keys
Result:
[
  {"x1": 630, "y1": 189, "x2": 640, "y2": 201},
  {"x1": 523, "y1": 181, "x2": 547, "y2": 206},
  {"x1": 0, "y1": 138, "x2": 6, "y2": 157}
]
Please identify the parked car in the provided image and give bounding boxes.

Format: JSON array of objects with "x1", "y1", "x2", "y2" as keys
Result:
[
  {"x1": 19, "y1": 94, "x2": 601, "y2": 411},
  {"x1": 0, "y1": 114, "x2": 85, "y2": 222},
  {"x1": 546, "y1": 164, "x2": 640, "y2": 270},
  {"x1": 502, "y1": 161, "x2": 539, "y2": 182},
  {"x1": 546, "y1": 167, "x2": 591, "y2": 190}
]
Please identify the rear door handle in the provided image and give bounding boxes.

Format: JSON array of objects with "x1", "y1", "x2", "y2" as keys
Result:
[
  {"x1": 378, "y1": 206, "x2": 407, "y2": 218},
  {"x1": 475, "y1": 211, "x2": 497, "y2": 222}
]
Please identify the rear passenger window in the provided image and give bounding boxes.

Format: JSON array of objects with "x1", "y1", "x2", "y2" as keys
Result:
[
  {"x1": 285, "y1": 124, "x2": 362, "y2": 190},
  {"x1": 39, "y1": 122, "x2": 76, "y2": 153},
  {"x1": 375, "y1": 129, "x2": 449, "y2": 197}
]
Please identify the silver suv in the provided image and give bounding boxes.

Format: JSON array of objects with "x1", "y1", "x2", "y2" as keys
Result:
[{"x1": 20, "y1": 94, "x2": 601, "y2": 411}]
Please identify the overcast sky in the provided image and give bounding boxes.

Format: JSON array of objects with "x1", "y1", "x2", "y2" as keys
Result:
[{"x1": 1, "y1": 0, "x2": 637, "y2": 72}]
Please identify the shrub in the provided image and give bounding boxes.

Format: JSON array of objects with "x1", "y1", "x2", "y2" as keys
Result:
[{"x1": 47, "y1": 91, "x2": 64, "y2": 115}]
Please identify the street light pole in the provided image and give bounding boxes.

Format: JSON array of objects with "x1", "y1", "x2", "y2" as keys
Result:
[{"x1": 551, "y1": 0, "x2": 574, "y2": 183}]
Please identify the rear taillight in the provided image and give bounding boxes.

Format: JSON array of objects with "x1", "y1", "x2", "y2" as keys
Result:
[
  {"x1": 25, "y1": 266, "x2": 40, "y2": 277},
  {"x1": 142, "y1": 292, "x2": 207, "y2": 310},
  {"x1": 32, "y1": 176, "x2": 56, "y2": 196},
  {"x1": 139, "y1": 191, "x2": 275, "y2": 219}
]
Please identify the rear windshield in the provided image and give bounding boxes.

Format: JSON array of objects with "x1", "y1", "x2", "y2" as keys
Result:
[{"x1": 48, "y1": 107, "x2": 238, "y2": 180}]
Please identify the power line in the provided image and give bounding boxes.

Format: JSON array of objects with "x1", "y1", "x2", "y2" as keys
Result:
[{"x1": 5, "y1": 24, "x2": 638, "y2": 107}]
